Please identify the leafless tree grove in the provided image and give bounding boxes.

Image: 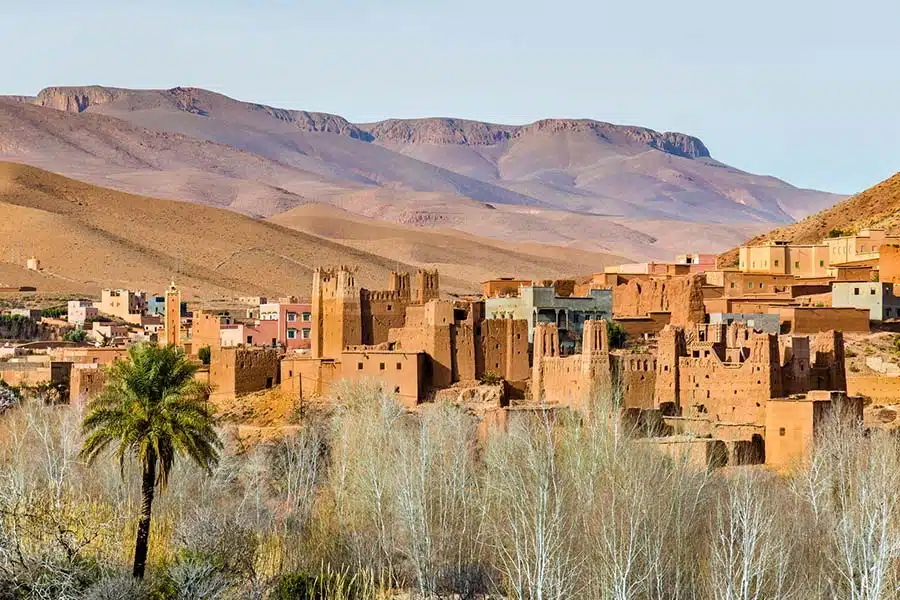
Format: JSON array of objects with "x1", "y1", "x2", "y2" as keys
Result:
[{"x1": 0, "y1": 384, "x2": 899, "y2": 599}]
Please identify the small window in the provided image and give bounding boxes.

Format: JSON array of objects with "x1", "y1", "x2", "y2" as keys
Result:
[
  {"x1": 774, "y1": 260, "x2": 780, "y2": 267},
  {"x1": 794, "y1": 261, "x2": 800, "y2": 269},
  {"x1": 357, "y1": 362, "x2": 363, "y2": 370},
  {"x1": 301, "y1": 312, "x2": 311, "y2": 321},
  {"x1": 387, "y1": 304, "x2": 392, "y2": 311},
  {"x1": 396, "y1": 362, "x2": 402, "y2": 370},
  {"x1": 288, "y1": 370, "x2": 293, "y2": 377},
  {"x1": 760, "y1": 283, "x2": 765, "y2": 289},
  {"x1": 287, "y1": 312, "x2": 297, "y2": 322},
  {"x1": 748, "y1": 282, "x2": 754, "y2": 289},
  {"x1": 779, "y1": 427, "x2": 786, "y2": 436},
  {"x1": 301, "y1": 328, "x2": 311, "y2": 339},
  {"x1": 730, "y1": 282, "x2": 735, "y2": 289},
  {"x1": 871, "y1": 288, "x2": 876, "y2": 295},
  {"x1": 246, "y1": 336, "x2": 253, "y2": 345},
  {"x1": 287, "y1": 328, "x2": 297, "y2": 339},
  {"x1": 819, "y1": 260, "x2": 825, "y2": 267},
  {"x1": 379, "y1": 362, "x2": 385, "y2": 371},
  {"x1": 394, "y1": 386, "x2": 401, "y2": 394},
  {"x1": 855, "y1": 288, "x2": 860, "y2": 296}
]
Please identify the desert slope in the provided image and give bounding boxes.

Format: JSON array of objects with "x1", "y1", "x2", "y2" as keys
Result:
[
  {"x1": 0, "y1": 163, "x2": 623, "y2": 298},
  {"x1": 719, "y1": 172, "x2": 900, "y2": 266}
]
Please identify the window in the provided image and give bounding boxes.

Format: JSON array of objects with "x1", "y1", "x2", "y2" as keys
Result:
[
  {"x1": 759, "y1": 283, "x2": 765, "y2": 289},
  {"x1": 748, "y1": 282, "x2": 754, "y2": 289},
  {"x1": 301, "y1": 328, "x2": 310, "y2": 339},
  {"x1": 871, "y1": 288, "x2": 877, "y2": 295},
  {"x1": 819, "y1": 260, "x2": 825, "y2": 267},
  {"x1": 386, "y1": 304, "x2": 392, "y2": 311},
  {"x1": 394, "y1": 386, "x2": 401, "y2": 394},
  {"x1": 246, "y1": 336, "x2": 253, "y2": 345},
  {"x1": 287, "y1": 312, "x2": 297, "y2": 322},
  {"x1": 396, "y1": 362, "x2": 402, "y2": 370},
  {"x1": 379, "y1": 362, "x2": 385, "y2": 371},
  {"x1": 779, "y1": 428, "x2": 786, "y2": 436},
  {"x1": 287, "y1": 328, "x2": 297, "y2": 339},
  {"x1": 854, "y1": 288, "x2": 860, "y2": 296},
  {"x1": 794, "y1": 261, "x2": 800, "y2": 269},
  {"x1": 357, "y1": 362, "x2": 363, "y2": 370},
  {"x1": 730, "y1": 282, "x2": 735, "y2": 289},
  {"x1": 774, "y1": 259, "x2": 780, "y2": 267},
  {"x1": 301, "y1": 312, "x2": 311, "y2": 321},
  {"x1": 289, "y1": 370, "x2": 293, "y2": 378}
]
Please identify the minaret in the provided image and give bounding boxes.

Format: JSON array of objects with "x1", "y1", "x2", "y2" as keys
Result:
[{"x1": 164, "y1": 281, "x2": 181, "y2": 346}]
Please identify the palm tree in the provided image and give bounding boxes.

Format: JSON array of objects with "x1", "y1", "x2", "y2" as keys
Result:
[{"x1": 80, "y1": 343, "x2": 221, "y2": 578}]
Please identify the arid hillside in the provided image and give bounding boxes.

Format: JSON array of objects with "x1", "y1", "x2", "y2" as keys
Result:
[
  {"x1": 0, "y1": 86, "x2": 846, "y2": 260},
  {"x1": 720, "y1": 171, "x2": 900, "y2": 266},
  {"x1": 0, "y1": 162, "x2": 624, "y2": 299}
]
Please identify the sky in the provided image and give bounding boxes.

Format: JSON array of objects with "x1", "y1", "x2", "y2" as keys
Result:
[{"x1": 2, "y1": 0, "x2": 898, "y2": 195}]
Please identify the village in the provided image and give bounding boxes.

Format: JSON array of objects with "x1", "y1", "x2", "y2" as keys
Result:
[{"x1": 3, "y1": 228, "x2": 900, "y2": 471}]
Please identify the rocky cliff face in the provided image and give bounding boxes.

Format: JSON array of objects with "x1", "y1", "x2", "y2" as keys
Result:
[
  {"x1": 364, "y1": 116, "x2": 710, "y2": 158},
  {"x1": 29, "y1": 85, "x2": 711, "y2": 159},
  {"x1": 35, "y1": 86, "x2": 128, "y2": 112}
]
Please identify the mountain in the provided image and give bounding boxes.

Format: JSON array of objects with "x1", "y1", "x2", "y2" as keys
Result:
[
  {"x1": 0, "y1": 86, "x2": 845, "y2": 261},
  {"x1": 0, "y1": 162, "x2": 624, "y2": 298},
  {"x1": 719, "y1": 172, "x2": 900, "y2": 266}
]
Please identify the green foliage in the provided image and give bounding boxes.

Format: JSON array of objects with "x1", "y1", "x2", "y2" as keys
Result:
[
  {"x1": 41, "y1": 305, "x2": 66, "y2": 319},
  {"x1": 606, "y1": 319, "x2": 627, "y2": 349},
  {"x1": 81, "y1": 343, "x2": 221, "y2": 488},
  {"x1": 64, "y1": 329, "x2": 87, "y2": 343},
  {"x1": 480, "y1": 371, "x2": 503, "y2": 386},
  {"x1": 828, "y1": 228, "x2": 849, "y2": 238},
  {"x1": 271, "y1": 566, "x2": 378, "y2": 600},
  {"x1": 198, "y1": 345, "x2": 211, "y2": 366}
]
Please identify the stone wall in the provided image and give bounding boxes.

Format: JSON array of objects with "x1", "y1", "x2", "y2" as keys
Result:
[
  {"x1": 209, "y1": 347, "x2": 280, "y2": 399},
  {"x1": 70, "y1": 365, "x2": 106, "y2": 406},
  {"x1": 613, "y1": 275, "x2": 705, "y2": 325},
  {"x1": 880, "y1": 244, "x2": 900, "y2": 284},
  {"x1": 848, "y1": 375, "x2": 900, "y2": 402},
  {"x1": 787, "y1": 307, "x2": 870, "y2": 335},
  {"x1": 361, "y1": 290, "x2": 409, "y2": 346}
]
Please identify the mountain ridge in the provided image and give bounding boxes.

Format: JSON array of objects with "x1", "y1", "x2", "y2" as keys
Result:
[{"x1": 0, "y1": 85, "x2": 847, "y2": 261}]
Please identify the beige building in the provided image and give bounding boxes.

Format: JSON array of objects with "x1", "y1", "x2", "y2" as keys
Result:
[
  {"x1": 99, "y1": 289, "x2": 147, "y2": 324},
  {"x1": 738, "y1": 242, "x2": 830, "y2": 278},
  {"x1": 825, "y1": 229, "x2": 900, "y2": 266}
]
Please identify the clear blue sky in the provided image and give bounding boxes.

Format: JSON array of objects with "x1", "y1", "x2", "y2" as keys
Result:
[{"x1": 3, "y1": 0, "x2": 898, "y2": 194}]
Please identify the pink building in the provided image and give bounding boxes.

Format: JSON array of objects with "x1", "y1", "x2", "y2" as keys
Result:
[{"x1": 259, "y1": 301, "x2": 312, "y2": 350}]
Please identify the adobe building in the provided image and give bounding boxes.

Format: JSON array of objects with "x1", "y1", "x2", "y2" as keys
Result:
[
  {"x1": 825, "y1": 228, "x2": 900, "y2": 266},
  {"x1": 531, "y1": 320, "x2": 656, "y2": 412},
  {"x1": 765, "y1": 391, "x2": 863, "y2": 471},
  {"x1": 339, "y1": 349, "x2": 426, "y2": 408},
  {"x1": 311, "y1": 266, "x2": 440, "y2": 359},
  {"x1": 484, "y1": 284, "x2": 611, "y2": 349},
  {"x1": 878, "y1": 244, "x2": 900, "y2": 284},
  {"x1": 208, "y1": 346, "x2": 281, "y2": 400},
  {"x1": 613, "y1": 274, "x2": 706, "y2": 326},
  {"x1": 738, "y1": 241, "x2": 831, "y2": 278}
]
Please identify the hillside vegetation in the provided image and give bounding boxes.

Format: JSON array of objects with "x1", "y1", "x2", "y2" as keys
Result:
[
  {"x1": 720, "y1": 171, "x2": 900, "y2": 266},
  {"x1": 0, "y1": 162, "x2": 623, "y2": 299}
]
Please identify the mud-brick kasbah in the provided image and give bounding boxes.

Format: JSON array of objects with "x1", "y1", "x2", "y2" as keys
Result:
[{"x1": 10, "y1": 230, "x2": 900, "y2": 471}]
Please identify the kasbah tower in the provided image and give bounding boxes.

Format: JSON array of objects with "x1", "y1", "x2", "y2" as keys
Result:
[{"x1": 164, "y1": 281, "x2": 181, "y2": 346}]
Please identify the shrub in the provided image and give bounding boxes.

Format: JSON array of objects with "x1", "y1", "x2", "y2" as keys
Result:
[
  {"x1": 480, "y1": 371, "x2": 503, "y2": 386},
  {"x1": 606, "y1": 320, "x2": 627, "y2": 349},
  {"x1": 198, "y1": 345, "x2": 211, "y2": 366},
  {"x1": 828, "y1": 228, "x2": 848, "y2": 238},
  {"x1": 64, "y1": 329, "x2": 87, "y2": 343}
]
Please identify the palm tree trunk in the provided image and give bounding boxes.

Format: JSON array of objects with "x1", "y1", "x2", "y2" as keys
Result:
[{"x1": 132, "y1": 455, "x2": 157, "y2": 578}]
